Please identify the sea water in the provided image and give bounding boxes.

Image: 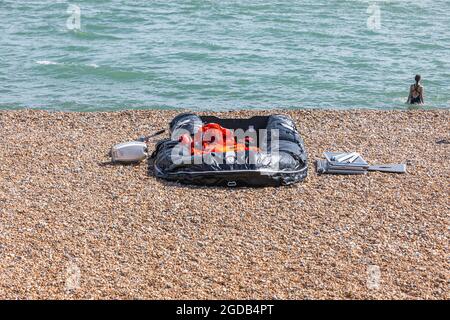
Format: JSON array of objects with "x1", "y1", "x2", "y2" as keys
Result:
[{"x1": 0, "y1": 0, "x2": 449, "y2": 111}]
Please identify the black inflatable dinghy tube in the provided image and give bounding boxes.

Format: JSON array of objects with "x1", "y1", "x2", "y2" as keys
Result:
[{"x1": 150, "y1": 113, "x2": 308, "y2": 187}]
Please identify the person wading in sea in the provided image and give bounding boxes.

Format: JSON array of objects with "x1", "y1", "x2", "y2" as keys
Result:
[{"x1": 407, "y1": 74, "x2": 424, "y2": 105}]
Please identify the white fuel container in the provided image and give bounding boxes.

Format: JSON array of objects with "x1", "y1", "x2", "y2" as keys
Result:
[{"x1": 111, "y1": 141, "x2": 148, "y2": 163}]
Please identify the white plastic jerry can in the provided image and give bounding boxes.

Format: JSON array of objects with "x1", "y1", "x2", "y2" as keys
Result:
[{"x1": 110, "y1": 141, "x2": 148, "y2": 163}]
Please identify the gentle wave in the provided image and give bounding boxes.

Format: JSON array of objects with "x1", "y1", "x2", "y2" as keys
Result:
[
  {"x1": 36, "y1": 60, "x2": 100, "y2": 69},
  {"x1": 34, "y1": 61, "x2": 153, "y2": 82},
  {"x1": 36, "y1": 60, "x2": 62, "y2": 66}
]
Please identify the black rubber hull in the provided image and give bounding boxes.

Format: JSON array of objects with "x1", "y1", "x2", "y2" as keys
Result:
[{"x1": 150, "y1": 113, "x2": 308, "y2": 187}]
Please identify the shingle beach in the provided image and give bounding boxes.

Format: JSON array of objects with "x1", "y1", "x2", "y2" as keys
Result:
[{"x1": 0, "y1": 109, "x2": 448, "y2": 299}]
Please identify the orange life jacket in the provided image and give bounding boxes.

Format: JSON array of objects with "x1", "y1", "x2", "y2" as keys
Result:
[{"x1": 178, "y1": 123, "x2": 259, "y2": 155}]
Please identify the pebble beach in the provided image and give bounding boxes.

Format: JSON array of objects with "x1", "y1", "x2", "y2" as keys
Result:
[{"x1": 0, "y1": 109, "x2": 448, "y2": 299}]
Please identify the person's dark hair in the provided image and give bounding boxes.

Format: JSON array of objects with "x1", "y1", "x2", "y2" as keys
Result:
[{"x1": 415, "y1": 74, "x2": 421, "y2": 85}]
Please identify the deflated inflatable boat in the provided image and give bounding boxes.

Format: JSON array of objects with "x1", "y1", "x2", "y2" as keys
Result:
[{"x1": 149, "y1": 113, "x2": 308, "y2": 187}]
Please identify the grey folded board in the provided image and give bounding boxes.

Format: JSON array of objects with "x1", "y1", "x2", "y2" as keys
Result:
[{"x1": 317, "y1": 152, "x2": 406, "y2": 174}]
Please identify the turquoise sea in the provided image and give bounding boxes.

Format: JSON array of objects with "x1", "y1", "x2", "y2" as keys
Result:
[{"x1": 0, "y1": 0, "x2": 449, "y2": 111}]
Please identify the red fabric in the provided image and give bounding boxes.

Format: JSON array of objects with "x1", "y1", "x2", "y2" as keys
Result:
[{"x1": 179, "y1": 123, "x2": 259, "y2": 155}]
